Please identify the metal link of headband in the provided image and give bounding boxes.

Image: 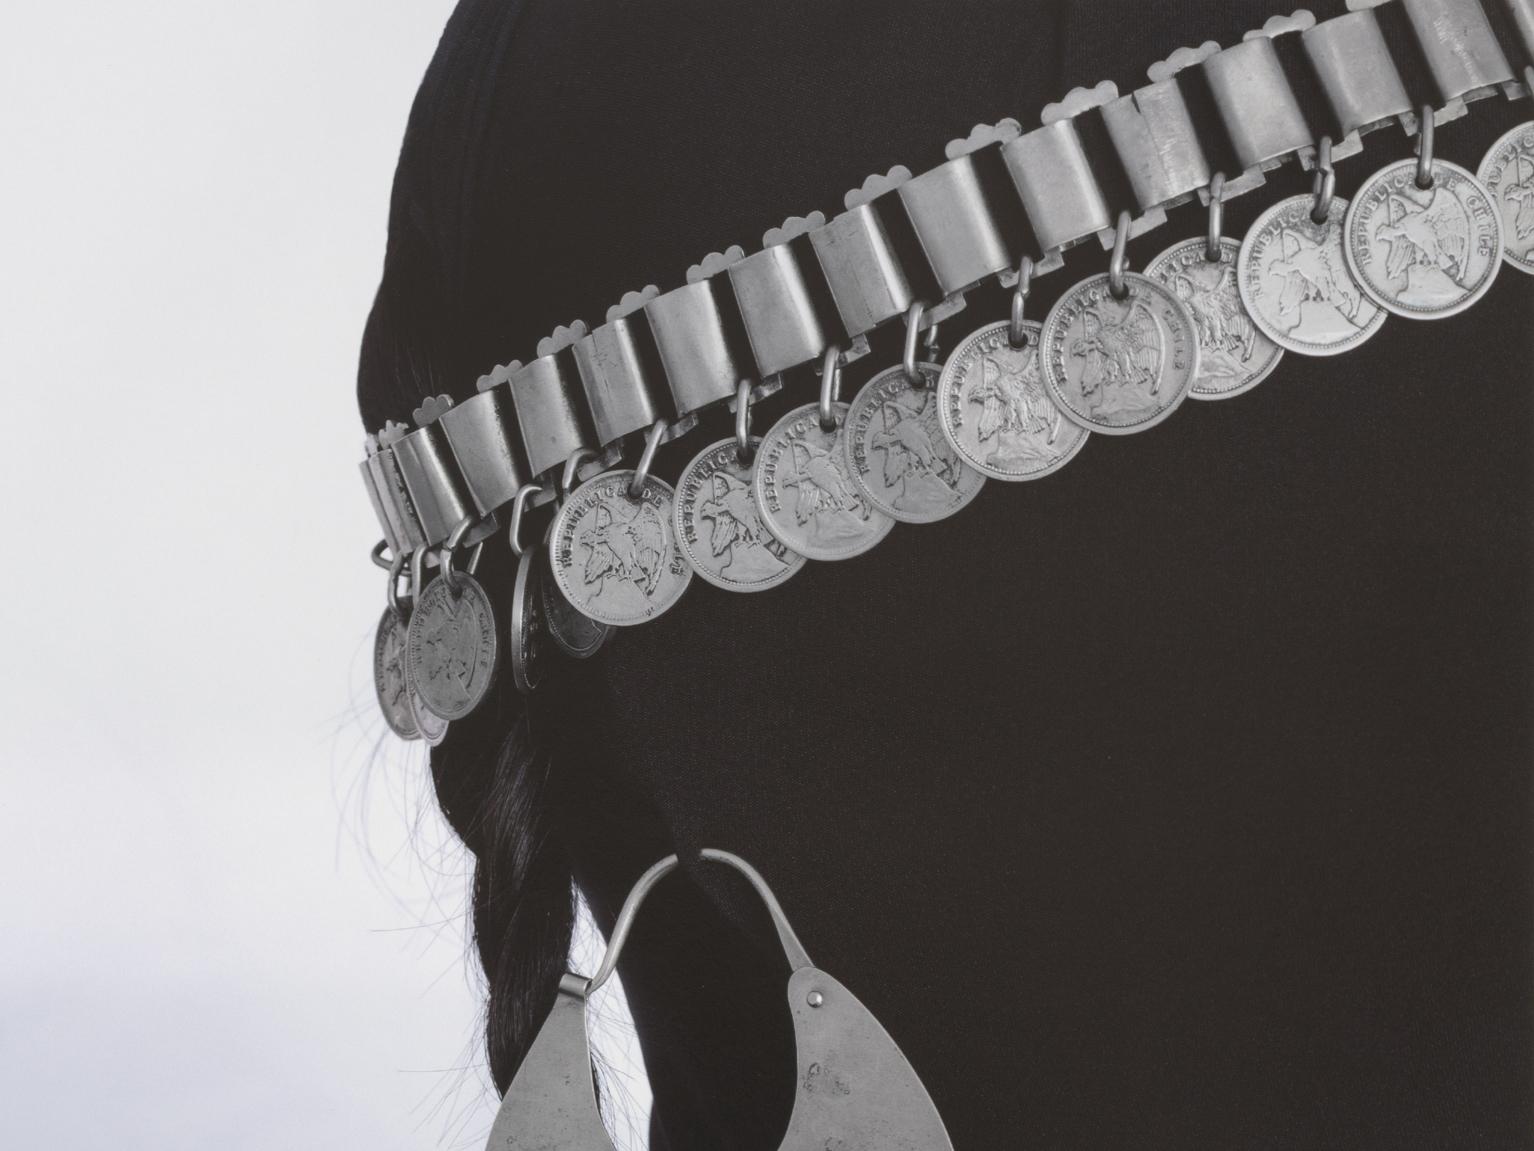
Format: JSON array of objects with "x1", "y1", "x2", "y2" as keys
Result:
[{"x1": 361, "y1": 0, "x2": 1534, "y2": 556}]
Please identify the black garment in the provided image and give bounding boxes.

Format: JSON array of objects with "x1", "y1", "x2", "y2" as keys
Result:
[{"x1": 363, "y1": 2, "x2": 1534, "y2": 1147}]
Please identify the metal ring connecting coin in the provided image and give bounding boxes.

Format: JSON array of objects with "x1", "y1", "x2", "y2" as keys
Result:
[
  {"x1": 1107, "y1": 210, "x2": 1131, "y2": 299},
  {"x1": 843, "y1": 362, "x2": 985, "y2": 523},
  {"x1": 1477, "y1": 120, "x2": 1534, "y2": 275},
  {"x1": 628, "y1": 420, "x2": 667, "y2": 498},
  {"x1": 674, "y1": 436, "x2": 806, "y2": 591},
  {"x1": 936, "y1": 319, "x2": 1089, "y2": 481},
  {"x1": 1206, "y1": 172, "x2": 1226, "y2": 261},
  {"x1": 1009, "y1": 255, "x2": 1034, "y2": 348},
  {"x1": 1311, "y1": 138, "x2": 1335, "y2": 225},
  {"x1": 508, "y1": 484, "x2": 543, "y2": 558},
  {"x1": 902, "y1": 302, "x2": 928, "y2": 386},
  {"x1": 818, "y1": 346, "x2": 842, "y2": 432},
  {"x1": 734, "y1": 379, "x2": 753, "y2": 462},
  {"x1": 1040, "y1": 271, "x2": 1199, "y2": 435},
  {"x1": 550, "y1": 469, "x2": 693, "y2": 626},
  {"x1": 1342, "y1": 158, "x2": 1502, "y2": 320},
  {"x1": 1236, "y1": 193, "x2": 1387, "y2": 356}
]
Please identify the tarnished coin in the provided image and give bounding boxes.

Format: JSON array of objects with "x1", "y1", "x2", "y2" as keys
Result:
[
  {"x1": 1344, "y1": 159, "x2": 1502, "y2": 319},
  {"x1": 509, "y1": 545, "x2": 545, "y2": 694},
  {"x1": 405, "y1": 659, "x2": 448, "y2": 746},
  {"x1": 1144, "y1": 236, "x2": 1284, "y2": 400},
  {"x1": 675, "y1": 436, "x2": 806, "y2": 591},
  {"x1": 843, "y1": 363, "x2": 985, "y2": 523},
  {"x1": 1041, "y1": 272, "x2": 1199, "y2": 435},
  {"x1": 753, "y1": 402, "x2": 895, "y2": 562},
  {"x1": 539, "y1": 550, "x2": 614, "y2": 657},
  {"x1": 1478, "y1": 122, "x2": 1534, "y2": 274},
  {"x1": 1238, "y1": 195, "x2": 1386, "y2": 356},
  {"x1": 406, "y1": 572, "x2": 499, "y2": 722},
  {"x1": 937, "y1": 321, "x2": 1088, "y2": 481},
  {"x1": 550, "y1": 470, "x2": 693, "y2": 627},
  {"x1": 373, "y1": 607, "x2": 418, "y2": 740},
  {"x1": 403, "y1": 576, "x2": 496, "y2": 724}
]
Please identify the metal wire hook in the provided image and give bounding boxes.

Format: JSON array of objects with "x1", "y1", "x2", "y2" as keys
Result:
[
  {"x1": 902, "y1": 302, "x2": 929, "y2": 386},
  {"x1": 1108, "y1": 210, "x2": 1131, "y2": 299},
  {"x1": 370, "y1": 539, "x2": 395, "y2": 571},
  {"x1": 1415, "y1": 106, "x2": 1435, "y2": 189},
  {"x1": 385, "y1": 551, "x2": 411, "y2": 622},
  {"x1": 508, "y1": 483, "x2": 543, "y2": 558},
  {"x1": 734, "y1": 379, "x2": 754, "y2": 464},
  {"x1": 560, "y1": 448, "x2": 599, "y2": 504},
  {"x1": 628, "y1": 419, "x2": 667, "y2": 498},
  {"x1": 584, "y1": 849, "x2": 814, "y2": 995},
  {"x1": 438, "y1": 514, "x2": 477, "y2": 593},
  {"x1": 1206, "y1": 172, "x2": 1226, "y2": 261},
  {"x1": 1311, "y1": 138, "x2": 1336, "y2": 224},
  {"x1": 818, "y1": 345, "x2": 842, "y2": 432},
  {"x1": 1009, "y1": 255, "x2": 1034, "y2": 347}
]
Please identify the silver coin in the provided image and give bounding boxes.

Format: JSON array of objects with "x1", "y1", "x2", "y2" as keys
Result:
[
  {"x1": 1041, "y1": 272, "x2": 1199, "y2": 435},
  {"x1": 1344, "y1": 159, "x2": 1502, "y2": 319},
  {"x1": 1478, "y1": 122, "x2": 1534, "y2": 275},
  {"x1": 405, "y1": 658, "x2": 448, "y2": 746},
  {"x1": 539, "y1": 554, "x2": 614, "y2": 657},
  {"x1": 406, "y1": 572, "x2": 499, "y2": 722},
  {"x1": 372, "y1": 608, "x2": 418, "y2": 741},
  {"x1": 1238, "y1": 194, "x2": 1386, "y2": 356},
  {"x1": 1144, "y1": 236, "x2": 1284, "y2": 400},
  {"x1": 509, "y1": 546, "x2": 545, "y2": 693},
  {"x1": 936, "y1": 321, "x2": 1089, "y2": 482},
  {"x1": 674, "y1": 436, "x2": 806, "y2": 591},
  {"x1": 843, "y1": 363, "x2": 986, "y2": 523},
  {"x1": 753, "y1": 402, "x2": 895, "y2": 562},
  {"x1": 550, "y1": 470, "x2": 693, "y2": 627}
]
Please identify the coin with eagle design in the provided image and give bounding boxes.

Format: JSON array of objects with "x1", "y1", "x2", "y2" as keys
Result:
[
  {"x1": 405, "y1": 572, "x2": 499, "y2": 722},
  {"x1": 753, "y1": 402, "x2": 894, "y2": 562},
  {"x1": 675, "y1": 436, "x2": 805, "y2": 592},
  {"x1": 1478, "y1": 122, "x2": 1534, "y2": 275},
  {"x1": 844, "y1": 363, "x2": 985, "y2": 523},
  {"x1": 1344, "y1": 159, "x2": 1501, "y2": 319},
  {"x1": 937, "y1": 320, "x2": 1089, "y2": 481},
  {"x1": 550, "y1": 470, "x2": 693, "y2": 627}
]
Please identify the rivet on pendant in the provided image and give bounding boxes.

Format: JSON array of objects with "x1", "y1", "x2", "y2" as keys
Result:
[{"x1": 807, "y1": 991, "x2": 825, "y2": 1008}]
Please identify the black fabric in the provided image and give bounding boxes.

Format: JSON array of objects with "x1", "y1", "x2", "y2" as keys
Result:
[{"x1": 361, "y1": 1, "x2": 1534, "y2": 1147}]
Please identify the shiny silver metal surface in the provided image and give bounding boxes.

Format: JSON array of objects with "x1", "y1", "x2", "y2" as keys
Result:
[
  {"x1": 754, "y1": 402, "x2": 894, "y2": 562},
  {"x1": 897, "y1": 151, "x2": 1014, "y2": 297},
  {"x1": 572, "y1": 288, "x2": 667, "y2": 448},
  {"x1": 437, "y1": 384, "x2": 525, "y2": 518},
  {"x1": 508, "y1": 545, "x2": 545, "y2": 694},
  {"x1": 483, "y1": 975, "x2": 611, "y2": 1151},
  {"x1": 1201, "y1": 36, "x2": 1315, "y2": 181},
  {"x1": 360, "y1": 450, "x2": 401, "y2": 560},
  {"x1": 645, "y1": 269, "x2": 748, "y2": 417},
  {"x1": 1001, "y1": 118, "x2": 1112, "y2": 267},
  {"x1": 809, "y1": 189, "x2": 917, "y2": 339},
  {"x1": 550, "y1": 471, "x2": 693, "y2": 626},
  {"x1": 728, "y1": 219, "x2": 830, "y2": 379},
  {"x1": 843, "y1": 362, "x2": 985, "y2": 524},
  {"x1": 1144, "y1": 236, "x2": 1285, "y2": 400},
  {"x1": 937, "y1": 320, "x2": 1089, "y2": 481},
  {"x1": 539, "y1": 543, "x2": 615, "y2": 657},
  {"x1": 1495, "y1": 0, "x2": 1534, "y2": 81},
  {"x1": 405, "y1": 572, "x2": 499, "y2": 722},
  {"x1": 509, "y1": 347, "x2": 598, "y2": 480},
  {"x1": 1303, "y1": 10, "x2": 1414, "y2": 158},
  {"x1": 1237, "y1": 194, "x2": 1387, "y2": 355},
  {"x1": 391, "y1": 421, "x2": 472, "y2": 548},
  {"x1": 1101, "y1": 78, "x2": 1211, "y2": 216},
  {"x1": 373, "y1": 607, "x2": 418, "y2": 741},
  {"x1": 366, "y1": 438, "x2": 426, "y2": 555},
  {"x1": 1041, "y1": 272, "x2": 1199, "y2": 435},
  {"x1": 1343, "y1": 158, "x2": 1503, "y2": 317},
  {"x1": 1478, "y1": 121, "x2": 1534, "y2": 273},
  {"x1": 1394, "y1": 0, "x2": 1515, "y2": 122},
  {"x1": 674, "y1": 436, "x2": 806, "y2": 592}
]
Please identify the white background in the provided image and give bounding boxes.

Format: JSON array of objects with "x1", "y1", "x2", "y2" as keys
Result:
[{"x1": 0, "y1": 4, "x2": 647, "y2": 1148}]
